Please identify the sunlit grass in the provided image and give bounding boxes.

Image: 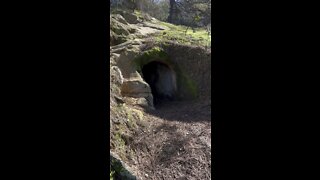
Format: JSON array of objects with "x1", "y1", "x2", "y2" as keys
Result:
[{"x1": 156, "y1": 21, "x2": 211, "y2": 46}]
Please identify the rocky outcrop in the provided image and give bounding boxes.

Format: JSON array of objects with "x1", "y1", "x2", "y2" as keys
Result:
[
  {"x1": 110, "y1": 14, "x2": 138, "y2": 46},
  {"x1": 121, "y1": 79, "x2": 150, "y2": 97},
  {"x1": 161, "y1": 43, "x2": 211, "y2": 99},
  {"x1": 110, "y1": 152, "x2": 138, "y2": 180},
  {"x1": 120, "y1": 11, "x2": 139, "y2": 24},
  {"x1": 112, "y1": 14, "x2": 129, "y2": 25}
]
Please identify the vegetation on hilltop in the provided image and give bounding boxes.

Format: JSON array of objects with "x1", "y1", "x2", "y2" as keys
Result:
[
  {"x1": 156, "y1": 21, "x2": 211, "y2": 47},
  {"x1": 110, "y1": 0, "x2": 211, "y2": 29}
]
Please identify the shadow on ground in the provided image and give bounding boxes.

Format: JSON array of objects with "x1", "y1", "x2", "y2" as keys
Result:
[
  {"x1": 145, "y1": 98, "x2": 212, "y2": 123},
  {"x1": 129, "y1": 118, "x2": 211, "y2": 179}
]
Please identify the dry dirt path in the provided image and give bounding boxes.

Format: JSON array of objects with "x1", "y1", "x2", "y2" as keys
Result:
[{"x1": 128, "y1": 99, "x2": 212, "y2": 180}]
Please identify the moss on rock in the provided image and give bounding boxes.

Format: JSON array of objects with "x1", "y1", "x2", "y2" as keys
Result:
[{"x1": 134, "y1": 47, "x2": 171, "y2": 72}]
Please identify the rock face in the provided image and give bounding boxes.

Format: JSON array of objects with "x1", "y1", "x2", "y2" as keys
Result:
[
  {"x1": 161, "y1": 44, "x2": 211, "y2": 99},
  {"x1": 121, "y1": 78, "x2": 154, "y2": 107},
  {"x1": 110, "y1": 11, "x2": 158, "y2": 109},
  {"x1": 114, "y1": 44, "x2": 155, "y2": 108},
  {"x1": 121, "y1": 80, "x2": 150, "y2": 96},
  {"x1": 111, "y1": 66, "x2": 124, "y2": 86},
  {"x1": 133, "y1": 43, "x2": 211, "y2": 101},
  {"x1": 112, "y1": 14, "x2": 129, "y2": 25},
  {"x1": 110, "y1": 152, "x2": 138, "y2": 180},
  {"x1": 120, "y1": 11, "x2": 139, "y2": 24},
  {"x1": 111, "y1": 17, "x2": 130, "y2": 35},
  {"x1": 110, "y1": 14, "x2": 137, "y2": 46}
]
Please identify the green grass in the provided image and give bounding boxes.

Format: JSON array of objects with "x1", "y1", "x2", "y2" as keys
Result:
[
  {"x1": 110, "y1": 170, "x2": 115, "y2": 180},
  {"x1": 133, "y1": 10, "x2": 142, "y2": 16},
  {"x1": 156, "y1": 22, "x2": 211, "y2": 46},
  {"x1": 110, "y1": 158, "x2": 125, "y2": 180}
]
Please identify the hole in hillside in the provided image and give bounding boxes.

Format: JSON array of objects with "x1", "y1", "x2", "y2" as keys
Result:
[{"x1": 142, "y1": 61, "x2": 177, "y2": 107}]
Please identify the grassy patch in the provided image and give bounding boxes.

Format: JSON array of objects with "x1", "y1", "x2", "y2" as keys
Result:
[
  {"x1": 110, "y1": 158, "x2": 126, "y2": 180},
  {"x1": 156, "y1": 22, "x2": 211, "y2": 46},
  {"x1": 110, "y1": 169, "x2": 115, "y2": 180},
  {"x1": 110, "y1": 104, "x2": 142, "y2": 161},
  {"x1": 114, "y1": 132, "x2": 126, "y2": 151},
  {"x1": 133, "y1": 10, "x2": 142, "y2": 16}
]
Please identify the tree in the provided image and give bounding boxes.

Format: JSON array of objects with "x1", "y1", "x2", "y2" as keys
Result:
[
  {"x1": 172, "y1": 0, "x2": 211, "y2": 27},
  {"x1": 168, "y1": 0, "x2": 177, "y2": 23},
  {"x1": 110, "y1": 0, "x2": 211, "y2": 28}
]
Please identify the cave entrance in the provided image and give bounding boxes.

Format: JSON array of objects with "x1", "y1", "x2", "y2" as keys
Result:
[{"x1": 141, "y1": 61, "x2": 177, "y2": 107}]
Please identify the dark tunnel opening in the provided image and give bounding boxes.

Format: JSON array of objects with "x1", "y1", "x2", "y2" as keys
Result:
[{"x1": 142, "y1": 61, "x2": 177, "y2": 107}]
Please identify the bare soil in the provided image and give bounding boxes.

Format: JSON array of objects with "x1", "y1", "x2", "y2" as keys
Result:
[{"x1": 126, "y1": 99, "x2": 211, "y2": 180}]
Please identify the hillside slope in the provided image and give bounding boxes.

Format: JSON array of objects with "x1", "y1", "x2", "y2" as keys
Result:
[{"x1": 110, "y1": 11, "x2": 211, "y2": 180}]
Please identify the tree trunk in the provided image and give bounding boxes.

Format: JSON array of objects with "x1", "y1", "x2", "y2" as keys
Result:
[{"x1": 168, "y1": 0, "x2": 176, "y2": 23}]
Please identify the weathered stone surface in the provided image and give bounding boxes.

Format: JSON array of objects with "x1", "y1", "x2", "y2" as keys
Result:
[
  {"x1": 110, "y1": 66, "x2": 124, "y2": 86},
  {"x1": 140, "y1": 13, "x2": 152, "y2": 21},
  {"x1": 110, "y1": 29, "x2": 128, "y2": 46},
  {"x1": 121, "y1": 79, "x2": 151, "y2": 96},
  {"x1": 116, "y1": 48, "x2": 141, "y2": 79},
  {"x1": 161, "y1": 43, "x2": 211, "y2": 99},
  {"x1": 123, "y1": 97, "x2": 154, "y2": 109},
  {"x1": 142, "y1": 21, "x2": 168, "y2": 30},
  {"x1": 111, "y1": 18, "x2": 130, "y2": 36},
  {"x1": 121, "y1": 11, "x2": 139, "y2": 24},
  {"x1": 110, "y1": 151, "x2": 138, "y2": 180},
  {"x1": 137, "y1": 97, "x2": 154, "y2": 109},
  {"x1": 111, "y1": 14, "x2": 129, "y2": 25},
  {"x1": 111, "y1": 53, "x2": 120, "y2": 58},
  {"x1": 110, "y1": 53, "x2": 120, "y2": 66}
]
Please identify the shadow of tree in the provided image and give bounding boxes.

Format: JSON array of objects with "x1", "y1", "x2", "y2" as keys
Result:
[
  {"x1": 145, "y1": 99, "x2": 211, "y2": 123},
  {"x1": 125, "y1": 98, "x2": 211, "y2": 179}
]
